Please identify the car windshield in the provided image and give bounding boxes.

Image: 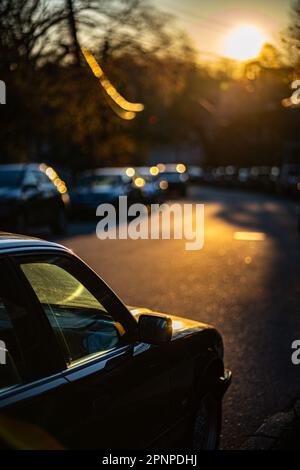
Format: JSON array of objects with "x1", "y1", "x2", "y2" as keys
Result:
[
  {"x1": 0, "y1": 169, "x2": 23, "y2": 188},
  {"x1": 77, "y1": 175, "x2": 122, "y2": 188},
  {"x1": 160, "y1": 172, "x2": 182, "y2": 182},
  {"x1": 136, "y1": 173, "x2": 154, "y2": 182}
]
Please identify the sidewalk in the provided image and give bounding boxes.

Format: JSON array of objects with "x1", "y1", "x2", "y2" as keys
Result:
[{"x1": 241, "y1": 399, "x2": 300, "y2": 450}]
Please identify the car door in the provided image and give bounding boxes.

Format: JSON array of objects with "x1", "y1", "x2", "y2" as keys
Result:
[
  {"x1": 0, "y1": 256, "x2": 71, "y2": 449},
  {"x1": 22, "y1": 169, "x2": 43, "y2": 227},
  {"x1": 35, "y1": 169, "x2": 55, "y2": 225},
  {"x1": 13, "y1": 250, "x2": 171, "y2": 448},
  {"x1": 37, "y1": 169, "x2": 62, "y2": 226}
]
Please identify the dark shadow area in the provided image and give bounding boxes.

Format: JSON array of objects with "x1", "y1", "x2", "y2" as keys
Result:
[{"x1": 188, "y1": 187, "x2": 300, "y2": 448}]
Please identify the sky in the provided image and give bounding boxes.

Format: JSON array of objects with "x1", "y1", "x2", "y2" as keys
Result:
[{"x1": 153, "y1": 0, "x2": 293, "y2": 59}]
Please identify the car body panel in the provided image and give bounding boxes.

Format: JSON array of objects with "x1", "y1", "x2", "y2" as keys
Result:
[
  {"x1": 0, "y1": 163, "x2": 69, "y2": 233},
  {"x1": 0, "y1": 232, "x2": 231, "y2": 449}
]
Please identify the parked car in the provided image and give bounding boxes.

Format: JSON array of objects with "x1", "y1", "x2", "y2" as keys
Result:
[
  {"x1": 0, "y1": 163, "x2": 69, "y2": 235},
  {"x1": 134, "y1": 166, "x2": 163, "y2": 204},
  {"x1": 187, "y1": 166, "x2": 203, "y2": 184},
  {"x1": 238, "y1": 167, "x2": 251, "y2": 186},
  {"x1": 213, "y1": 167, "x2": 225, "y2": 186},
  {"x1": 0, "y1": 233, "x2": 231, "y2": 449},
  {"x1": 157, "y1": 163, "x2": 189, "y2": 197},
  {"x1": 278, "y1": 164, "x2": 300, "y2": 197},
  {"x1": 70, "y1": 167, "x2": 141, "y2": 217}
]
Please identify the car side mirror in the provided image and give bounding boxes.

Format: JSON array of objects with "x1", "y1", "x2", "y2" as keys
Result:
[{"x1": 138, "y1": 314, "x2": 172, "y2": 345}]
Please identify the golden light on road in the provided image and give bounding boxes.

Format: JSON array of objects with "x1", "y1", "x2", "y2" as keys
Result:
[
  {"x1": 126, "y1": 167, "x2": 135, "y2": 177},
  {"x1": 81, "y1": 48, "x2": 144, "y2": 119},
  {"x1": 224, "y1": 25, "x2": 266, "y2": 61},
  {"x1": 149, "y1": 166, "x2": 159, "y2": 176},
  {"x1": 234, "y1": 231, "x2": 266, "y2": 241},
  {"x1": 176, "y1": 163, "x2": 186, "y2": 174}
]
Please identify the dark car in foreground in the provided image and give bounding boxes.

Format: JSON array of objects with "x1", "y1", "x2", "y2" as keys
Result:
[
  {"x1": 70, "y1": 167, "x2": 141, "y2": 217},
  {"x1": 0, "y1": 233, "x2": 231, "y2": 449},
  {"x1": 0, "y1": 163, "x2": 69, "y2": 235}
]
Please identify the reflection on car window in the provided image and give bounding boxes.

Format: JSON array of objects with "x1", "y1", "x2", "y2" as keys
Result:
[{"x1": 21, "y1": 262, "x2": 125, "y2": 366}]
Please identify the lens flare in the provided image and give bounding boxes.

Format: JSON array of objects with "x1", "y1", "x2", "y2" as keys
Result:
[
  {"x1": 126, "y1": 167, "x2": 135, "y2": 177},
  {"x1": 224, "y1": 25, "x2": 266, "y2": 61}
]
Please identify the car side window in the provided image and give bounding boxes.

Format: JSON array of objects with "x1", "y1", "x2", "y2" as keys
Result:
[
  {"x1": 38, "y1": 171, "x2": 50, "y2": 185},
  {"x1": 23, "y1": 170, "x2": 39, "y2": 187},
  {"x1": 20, "y1": 260, "x2": 126, "y2": 366},
  {"x1": 0, "y1": 299, "x2": 22, "y2": 391}
]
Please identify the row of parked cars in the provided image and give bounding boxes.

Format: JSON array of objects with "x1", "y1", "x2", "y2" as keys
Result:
[
  {"x1": 197, "y1": 164, "x2": 300, "y2": 197},
  {"x1": 0, "y1": 163, "x2": 190, "y2": 234},
  {"x1": 4, "y1": 161, "x2": 297, "y2": 235},
  {"x1": 70, "y1": 164, "x2": 188, "y2": 217}
]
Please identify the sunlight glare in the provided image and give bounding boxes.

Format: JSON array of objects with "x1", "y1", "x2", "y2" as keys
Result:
[{"x1": 224, "y1": 25, "x2": 266, "y2": 61}]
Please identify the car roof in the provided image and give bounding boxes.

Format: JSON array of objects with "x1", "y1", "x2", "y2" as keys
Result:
[
  {"x1": 82, "y1": 167, "x2": 129, "y2": 176},
  {"x1": 0, "y1": 232, "x2": 68, "y2": 253},
  {"x1": 0, "y1": 163, "x2": 40, "y2": 171},
  {"x1": 135, "y1": 167, "x2": 153, "y2": 174},
  {"x1": 158, "y1": 164, "x2": 181, "y2": 173}
]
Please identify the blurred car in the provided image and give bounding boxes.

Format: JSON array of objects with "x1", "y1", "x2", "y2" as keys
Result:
[
  {"x1": 278, "y1": 164, "x2": 300, "y2": 197},
  {"x1": 238, "y1": 167, "x2": 251, "y2": 186},
  {"x1": 0, "y1": 233, "x2": 231, "y2": 449},
  {"x1": 187, "y1": 166, "x2": 203, "y2": 184},
  {"x1": 202, "y1": 167, "x2": 215, "y2": 185},
  {"x1": 0, "y1": 163, "x2": 69, "y2": 235},
  {"x1": 70, "y1": 167, "x2": 141, "y2": 217},
  {"x1": 256, "y1": 166, "x2": 273, "y2": 191},
  {"x1": 224, "y1": 166, "x2": 238, "y2": 186},
  {"x1": 157, "y1": 163, "x2": 189, "y2": 197},
  {"x1": 134, "y1": 166, "x2": 163, "y2": 204},
  {"x1": 213, "y1": 167, "x2": 225, "y2": 186}
]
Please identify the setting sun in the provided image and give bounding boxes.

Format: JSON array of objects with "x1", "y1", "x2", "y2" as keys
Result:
[{"x1": 224, "y1": 24, "x2": 266, "y2": 61}]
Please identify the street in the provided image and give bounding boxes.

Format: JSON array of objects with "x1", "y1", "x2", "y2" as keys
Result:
[
  {"x1": 3, "y1": 0, "x2": 300, "y2": 456},
  {"x1": 57, "y1": 186, "x2": 300, "y2": 449}
]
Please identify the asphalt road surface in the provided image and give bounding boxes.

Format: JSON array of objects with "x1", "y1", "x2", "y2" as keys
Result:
[{"x1": 57, "y1": 185, "x2": 300, "y2": 449}]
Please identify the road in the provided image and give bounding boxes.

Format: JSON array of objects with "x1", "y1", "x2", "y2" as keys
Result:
[{"x1": 58, "y1": 185, "x2": 300, "y2": 449}]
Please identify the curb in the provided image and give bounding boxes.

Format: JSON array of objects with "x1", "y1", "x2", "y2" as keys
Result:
[{"x1": 241, "y1": 399, "x2": 300, "y2": 450}]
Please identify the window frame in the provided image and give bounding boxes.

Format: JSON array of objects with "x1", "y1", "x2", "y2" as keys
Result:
[{"x1": 11, "y1": 248, "x2": 138, "y2": 372}]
